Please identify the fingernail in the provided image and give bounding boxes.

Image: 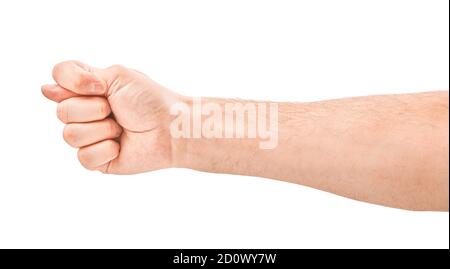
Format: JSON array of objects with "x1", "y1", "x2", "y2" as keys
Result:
[{"x1": 86, "y1": 81, "x2": 104, "y2": 94}]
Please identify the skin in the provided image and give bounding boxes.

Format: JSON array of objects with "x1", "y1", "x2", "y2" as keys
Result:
[{"x1": 42, "y1": 61, "x2": 449, "y2": 211}]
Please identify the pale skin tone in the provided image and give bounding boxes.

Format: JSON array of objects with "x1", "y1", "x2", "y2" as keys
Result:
[{"x1": 41, "y1": 61, "x2": 449, "y2": 211}]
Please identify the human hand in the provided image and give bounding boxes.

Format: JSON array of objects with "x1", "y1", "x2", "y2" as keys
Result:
[{"x1": 42, "y1": 61, "x2": 182, "y2": 174}]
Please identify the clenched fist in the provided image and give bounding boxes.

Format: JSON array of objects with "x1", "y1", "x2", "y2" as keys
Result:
[{"x1": 42, "y1": 61, "x2": 182, "y2": 174}]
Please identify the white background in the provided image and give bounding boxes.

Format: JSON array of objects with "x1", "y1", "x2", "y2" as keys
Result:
[{"x1": 0, "y1": 0, "x2": 448, "y2": 248}]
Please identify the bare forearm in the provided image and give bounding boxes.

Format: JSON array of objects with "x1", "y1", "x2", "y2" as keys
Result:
[{"x1": 172, "y1": 91, "x2": 449, "y2": 211}]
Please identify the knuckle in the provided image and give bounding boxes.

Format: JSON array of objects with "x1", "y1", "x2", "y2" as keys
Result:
[
  {"x1": 77, "y1": 149, "x2": 94, "y2": 170},
  {"x1": 63, "y1": 125, "x2": 78, "y2": 147},
  {"x1": 107, "y1": 64, "x2": 128, "y2": 75},
  {"x1": 56, "y1": 102, "x2": 68, "y2": 123}
]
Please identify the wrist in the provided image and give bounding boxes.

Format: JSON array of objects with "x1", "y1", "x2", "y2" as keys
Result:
[
  {"x1": 169, "y1": 96, "x2": 220, "y2": 170},
  {"x1": 168, "y1": 96, "x2": 280, "y2": 174},
  {"x1": 169, "y1": 95, "x2": 193, "y2": 169}
]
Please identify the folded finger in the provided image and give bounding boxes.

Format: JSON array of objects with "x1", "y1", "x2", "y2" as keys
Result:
[
  {"x1": 63, "y1": 118, "x2": 122, "y2": 148},
  {"x1": 57, "y1": 96, "x2": 111, "y2": 123},
  {"x1": 77, "y1": 140, "x2": 120, "y2": 170}
]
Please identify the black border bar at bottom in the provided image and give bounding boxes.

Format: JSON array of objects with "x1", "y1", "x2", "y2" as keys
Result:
[{"x1": 0, "y1": 249, "x2": 448, "y2": 267}]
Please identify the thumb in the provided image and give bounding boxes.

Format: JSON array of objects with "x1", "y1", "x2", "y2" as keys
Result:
[{"x1": 52, "y1": 60, "x2": 107, "y2": 95}]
